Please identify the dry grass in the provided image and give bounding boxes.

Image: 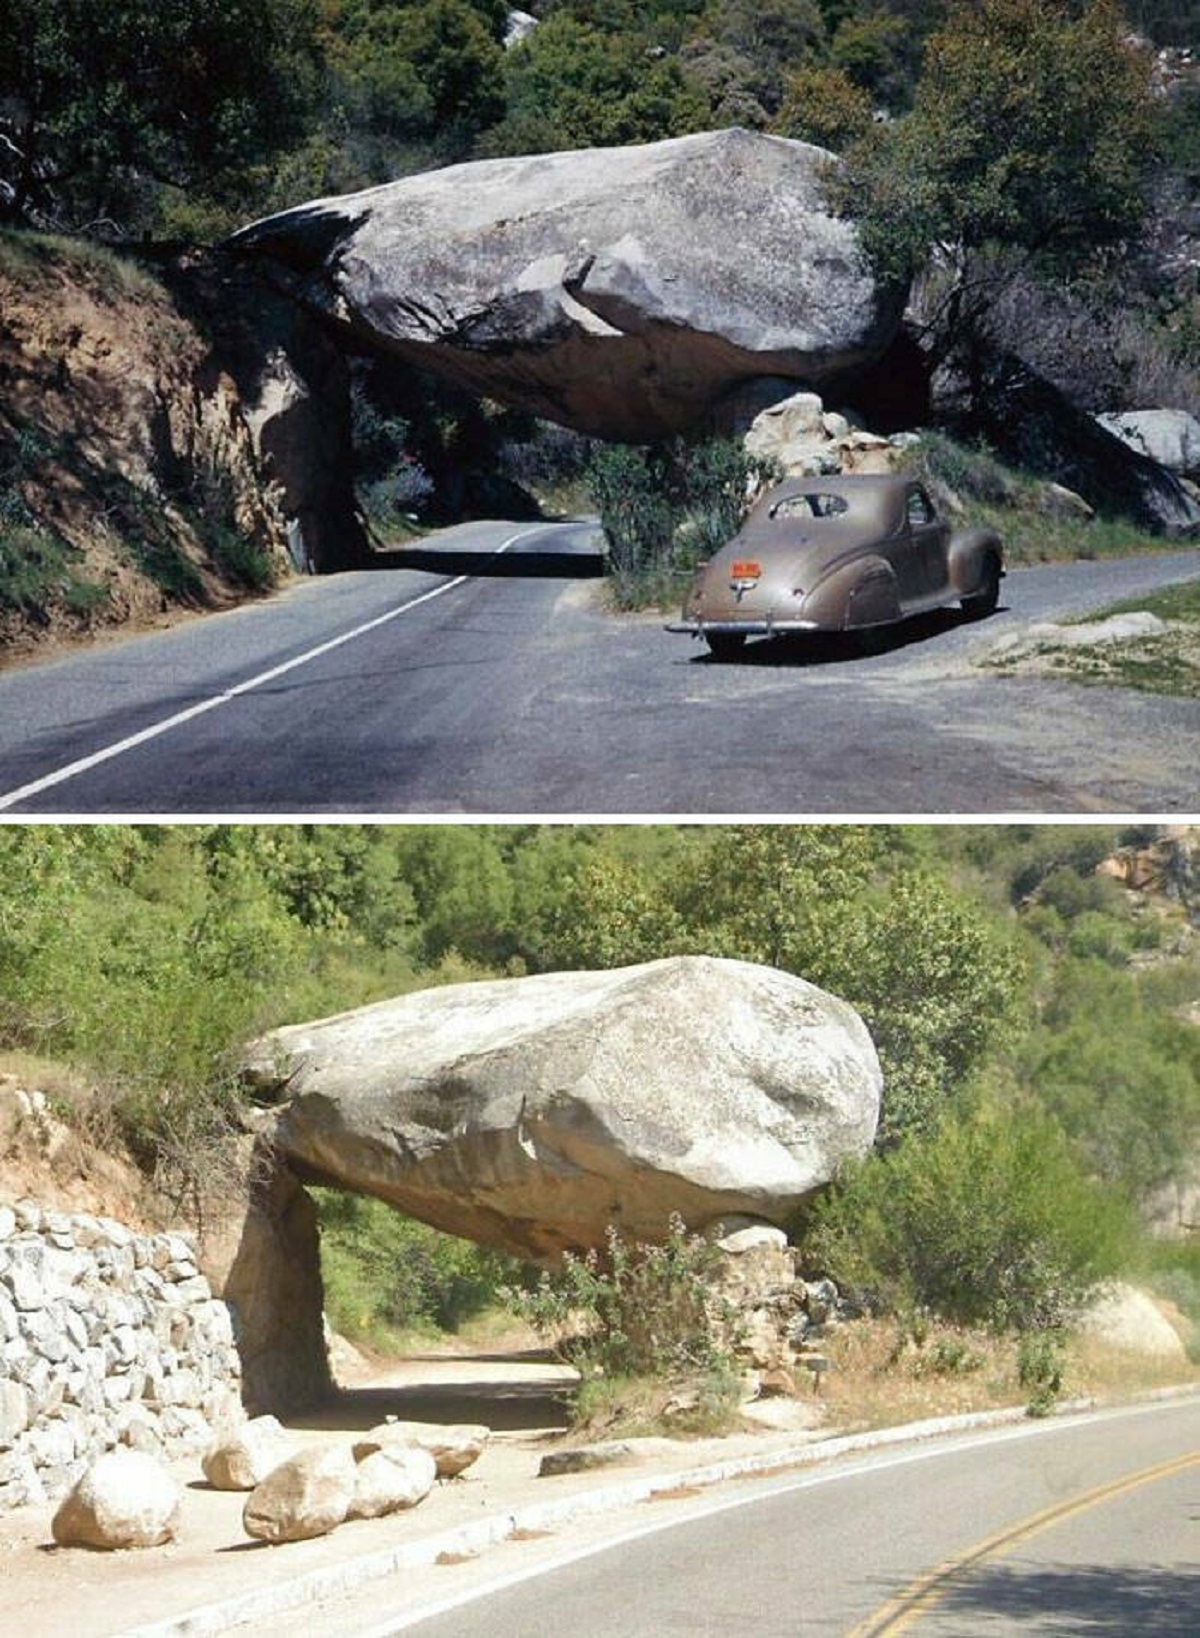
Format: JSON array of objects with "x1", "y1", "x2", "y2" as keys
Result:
[
  {"x1": 0, "y1": 1050, "x2": 93, "y2": 1105},
  {"x1": 814, "y1": 1316, "x2": 1198, "y2": 1433}
]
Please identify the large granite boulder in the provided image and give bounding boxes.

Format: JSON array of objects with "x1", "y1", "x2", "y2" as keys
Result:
[
  {"x1": 243, "y1": 956, "x2": 882, "y2": 1259},
  {"x1": 229, "y1": 128, "x2": 903, "y2": 443},
  {"x1": 1095, "y1": 409, "x2": 1200, "y2": 479}
]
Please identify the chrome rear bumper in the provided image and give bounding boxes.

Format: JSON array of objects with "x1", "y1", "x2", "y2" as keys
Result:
[{"x1": 664, "y1": 618, "x2": 822, "y2": 637}]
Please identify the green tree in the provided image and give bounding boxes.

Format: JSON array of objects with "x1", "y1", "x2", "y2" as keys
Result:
[
  {"x1": 772, "y1": 63, "x2": 874, "y2": 150},
  {"x1": 533, "y1": 854, "x2": 689, "y2": 971},
  {"x1": 811, "y1": 873, "x2": 1026, "y2": 1144},
  {"x1": 0, "y1": 0, "x2": 322, "y2": 229},
  {"x1": 391, "y1": 827, "x2": 518, "y2": 965},
  {"x1": 700, "y1": 0, "x2": 827, "y2": 110},
  {"x1": 845, "y1": 0, "x2": 1160, "y2": 329},
  {"x1": 810, "y1": 1104, "x2": 1133, "y2": 1330},
  {"x1": 1017, "y1": 958, "x2": 1200, "y2": 1207},
  {"x1": 484, "y1": 12, "x2": 709, "y2": 154}
]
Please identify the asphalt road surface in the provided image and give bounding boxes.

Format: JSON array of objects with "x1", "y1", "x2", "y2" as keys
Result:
[
  {"x1": 374, "y1": 1397, "x2": 1200, "y2": 1638},
  {"x1": 0, "y1": 520, "x2": 1196, "y2": 813}
]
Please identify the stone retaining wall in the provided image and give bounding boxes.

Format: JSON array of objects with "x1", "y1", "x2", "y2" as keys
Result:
[{"x1": 0, "y1": 1196, "x2": 243, "y2": 1510}]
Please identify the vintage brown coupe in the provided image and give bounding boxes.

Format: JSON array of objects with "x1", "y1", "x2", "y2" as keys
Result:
[{"x1": 667, "y1": 474, "x2": 1004, "y2": 659}]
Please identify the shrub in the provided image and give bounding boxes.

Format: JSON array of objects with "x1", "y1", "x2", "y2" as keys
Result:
[
  {"x1": 1017, "y1": 1330, "x2": 1066, "y2": 1416},
  {"x1": 586, "y1": 436, "x2": 773, "y2": 608},
  {"x1": 508, "y1": 1216, "x2": 739, "y2": 1380},
  {"x1": 809, "y1": 1106, "x2": 1133, "y2": 1332},
  {"x1": 905, "y1": 431, "x2": 1026, "y2": 507},
  {"x1": 586, "y1": 443, "x2": 678, "y2": 585}
]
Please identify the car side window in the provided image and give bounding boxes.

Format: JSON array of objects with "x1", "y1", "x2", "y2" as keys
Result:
[{"x1": 906, "y1": 487, "x2": 933, "y2": 528}]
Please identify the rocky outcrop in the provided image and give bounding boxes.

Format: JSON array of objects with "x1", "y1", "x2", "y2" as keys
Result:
[
  {"x1": 1096, "y1": 409, "x2": 1200, "y2": 478},
  {"x1": 1096, "y1": 826, "x2": 1199, "y2": 926},
  {"x1": 170, "y1": 257, "x2": 368, "y2": 573},
  {"x1": 741, "y1": 388, "x2": 916, "y2": 476},
  {"x1": 0, "y1": 1197, "x2": 242, "y2": 1510},
  {"x1": 243, "y1": 956, "x2": 882, "y2": 1261},
  {"x1": 936, "y1": 345, "x2": 1200, "y2": 537},
  {"x1": 212, "y1": 1160, "x2": 331, "y2": 1418},
  {"x1": 230, "y1": 128, "x2": 904, "y2": 443},
  {"x1": 0, "y1": 239, "x2": 368, "y2": 653}
]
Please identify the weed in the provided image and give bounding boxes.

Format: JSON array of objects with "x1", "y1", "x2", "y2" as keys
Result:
[
  {"x1": 1084, "y1": 579, "x2": 1200, "y2": 625},
  {"x1": 1018, "y1": 1330, "x2": 1066, "y2": 1416},
  {"x1": 210, "y1": 525, "x2": 274, "y2": 590}
]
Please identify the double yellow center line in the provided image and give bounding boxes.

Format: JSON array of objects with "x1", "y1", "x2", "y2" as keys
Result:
[{"x1": 850, "y1": 1448, "x2": 1200, "y2": 1635}]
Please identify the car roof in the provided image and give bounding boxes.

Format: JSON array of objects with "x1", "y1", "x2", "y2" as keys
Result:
[{"x1": 759, "y1": 473, "x2": 912, "y2": 531}]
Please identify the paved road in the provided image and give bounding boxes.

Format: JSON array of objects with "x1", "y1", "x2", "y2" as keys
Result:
[
  {"x1": 382, "y1": 1398, "x2": 1200, "y2": 1638},
  {"x1": 0, "y1": 521, "x2": 1195, "y2": 813}
]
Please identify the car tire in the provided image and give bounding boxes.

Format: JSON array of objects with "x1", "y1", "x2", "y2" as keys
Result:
[
  {"x1": 706, "y1": 632, "x2": 747, "y2": 661},
  {"x1": 961, "y1": 556, "x2": 1001, "y2": 618}
]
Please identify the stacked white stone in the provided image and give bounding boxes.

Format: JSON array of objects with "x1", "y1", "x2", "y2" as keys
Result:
[{"x1": 0, "y1": 1196, "x2": 242, "y2": 1510}]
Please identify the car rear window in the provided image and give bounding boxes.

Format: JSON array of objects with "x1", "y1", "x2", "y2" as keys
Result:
[{"x1": 770, "y1": 492, "x2": 850, "y2": 520}]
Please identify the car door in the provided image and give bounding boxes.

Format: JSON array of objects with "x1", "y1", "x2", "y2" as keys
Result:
[{"x1": 904, "y1": 485, "x2": 950, "y2": 599}]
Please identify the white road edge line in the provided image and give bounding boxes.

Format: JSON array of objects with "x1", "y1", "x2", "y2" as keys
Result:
[
  {"x1": 352, "y1": 1398, "x2": 1192, "y2": 1637},
  {"x1": 0, "y1": 527, "x2": 545, "y2": 812}
]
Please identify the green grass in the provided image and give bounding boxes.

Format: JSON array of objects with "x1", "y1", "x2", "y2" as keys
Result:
[
  {"x1": 990, "y1": 575, "x2": 1200, "y2": 697},
  {"x1": 985, "y1": 509, "x2": 1169, "y2": 567},
  {"x1": 906, "y1": 433, "x2": 1170, "y2": 566},
  {"x1": 0, "y1": 227, "x2": 164, "y2": 302},
  {"x1": 0, "y1": 522, "x2": 110, "y2": 619},
  {"x1": 1082, "y1": 578, "x2": 1200, "y2": 624},
  {"x1": 981, "y1": 563, "x2": 1200, "y2": 697}
]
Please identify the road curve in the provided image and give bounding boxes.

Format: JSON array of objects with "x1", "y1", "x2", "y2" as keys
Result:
[
  {"x1": 0, "y1": 522, "x2": 1195, "y2": 814},
  {"x1": 380, "y1": 1397, "x2": 1200, "y2": 1638}
]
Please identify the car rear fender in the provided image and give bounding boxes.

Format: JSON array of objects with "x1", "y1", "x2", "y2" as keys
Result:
[
  {"x1": 947, "y1": 527, "x2": 1003, "y2": 596},
  {"x1": 804, "y1": 555, "x2": 901, "y2": 630}
]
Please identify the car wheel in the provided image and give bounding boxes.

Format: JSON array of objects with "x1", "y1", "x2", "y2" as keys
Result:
[
  {"x1": 961, "y1": 555, "x2": 1001, "y2": 618},
  {"x1": 706, "y1": 632, "x2": 747, "y2": 661}
]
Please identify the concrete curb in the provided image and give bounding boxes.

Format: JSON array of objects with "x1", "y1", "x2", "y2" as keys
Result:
[{"x1": 123, "y1": 1386, "x2": 1200, "y2": 1638}]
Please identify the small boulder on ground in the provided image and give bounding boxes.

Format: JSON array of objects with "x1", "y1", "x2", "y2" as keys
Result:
[
  {"x1": 349, "y1": 1445, "x2": 439, "y2": 1519},
  {"x1": 1078, "y1": 1282, "x2": 1189, "y2": 1360},
  {"x1": 353, "y1": 1420, "x2": 489, "y2": 1478},
  {"x1": 51, "y1": 1449, "x2": 182, "y2": 1550},
  {"x1": 243, "y1": 1444, "x2": 357, "y2": 1542},
  {"x1": 203, "y1": 1415, "x2": 298, "y2": 1491}
]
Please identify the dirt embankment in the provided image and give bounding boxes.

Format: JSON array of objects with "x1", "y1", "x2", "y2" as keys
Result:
[{"x1": 0, "y1": 234, "x2": 359, "y2": 665}]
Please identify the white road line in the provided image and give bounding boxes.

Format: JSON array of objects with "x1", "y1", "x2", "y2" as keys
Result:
[{"x1": 0, "y1": 527, "x2": 545, "y2": 812}]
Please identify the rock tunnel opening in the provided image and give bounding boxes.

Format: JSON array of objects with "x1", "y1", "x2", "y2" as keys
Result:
[{"x1": 218, "y1": 1147, "x2": 575, "y2": 1428}]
